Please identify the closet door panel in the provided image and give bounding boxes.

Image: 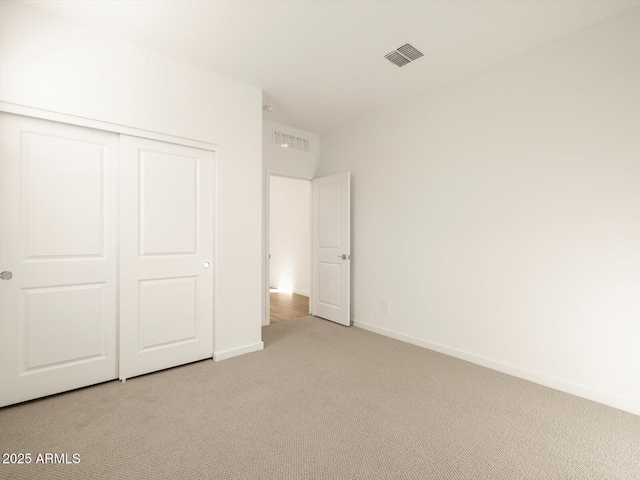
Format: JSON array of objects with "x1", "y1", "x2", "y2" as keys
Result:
[
  {"x1": 0, "y1": 113, "x2": 118, "y2": 407},
  {"x1": 119, "y1": 135, "x2": 214, "y2": 380}
]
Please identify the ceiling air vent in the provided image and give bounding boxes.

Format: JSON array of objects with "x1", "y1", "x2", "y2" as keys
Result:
[
  {"x1": 273, "y1": 130, "x2": 310, "y2": 153},
  {"x1": 384, "y1": 43, "x2": 424, "y2": 67}
]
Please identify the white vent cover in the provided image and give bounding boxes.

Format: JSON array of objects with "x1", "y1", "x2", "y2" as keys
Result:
[
  {"x1": 385, "y1": 43, "x2": 424, "y2": 67},
  {"x1": 273, "y1": 130, "x2": 310, "y2": 153}
]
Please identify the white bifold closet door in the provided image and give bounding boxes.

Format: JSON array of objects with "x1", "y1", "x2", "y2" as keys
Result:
[
  {"x1": 0, "y1": 113, "x2": 118, "y2": 407},
  {"x1": 119, "y1": 135, "x2": 214, "y2": 380}
]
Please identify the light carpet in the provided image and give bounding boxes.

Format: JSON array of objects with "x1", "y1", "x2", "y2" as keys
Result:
[{"x1": 1, "y1": 316, "x2": 639, "y2": 479}]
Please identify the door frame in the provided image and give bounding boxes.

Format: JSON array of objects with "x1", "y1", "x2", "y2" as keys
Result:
[{"x1": 263, "y1": 168, "x2": 313, "y2": 326}]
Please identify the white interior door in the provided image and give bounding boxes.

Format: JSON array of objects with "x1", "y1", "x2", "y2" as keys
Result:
[
  {"x1": 312, "y1": 172, "x2": 351, "y2": 326},
  {"x1": 0, "y1": 113, "x2": 118, "y2": 407},
  {"x1": 119, "y1": 135, "x2": 214, "y2": 380}
]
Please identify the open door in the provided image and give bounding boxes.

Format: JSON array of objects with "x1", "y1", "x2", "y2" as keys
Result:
[{"x1": 311, "y1": 172, "x2": 351, "y2": 326}]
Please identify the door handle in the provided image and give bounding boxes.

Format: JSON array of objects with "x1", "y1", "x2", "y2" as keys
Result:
[
  {"x1": 0, "y1": 271, "x2": 12, "y2": 281},
  {"x1": 337, "y1": 254, "x2": 350, "y2": 260}
]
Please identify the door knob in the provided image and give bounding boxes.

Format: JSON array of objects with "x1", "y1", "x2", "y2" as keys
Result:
[
  {"x1": 0, "y1": 271, "x2": 12, "y2": 281},
  {"x1": 203, "y1": 262, "x2": 210, "y2": 269},
  {"x1": 337, "y1": 254, "x2": 350, "y2": 260}
]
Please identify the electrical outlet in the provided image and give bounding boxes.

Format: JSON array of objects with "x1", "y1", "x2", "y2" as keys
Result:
[{"x1": 382, "y1": 300, "x2": 391, "y2": 313}]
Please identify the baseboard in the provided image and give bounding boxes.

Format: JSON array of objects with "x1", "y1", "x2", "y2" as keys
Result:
[
  {"x1": 213, "y1": 341, "x2": 264, "y2": 362},
  {"x1": 270, "y1": 286, "x2": 309, "y2": 297},
  {"x1": 353, "y1": 320, "x2": 640, "y2": 417}
]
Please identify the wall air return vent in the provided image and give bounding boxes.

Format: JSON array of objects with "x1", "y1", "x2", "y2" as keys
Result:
[
  {"x1": 384, "y1": 43, "x2": 424, "y2": 67},
  {"x1": 273, "y1": 130, "x2": 310, "y2": 153}
]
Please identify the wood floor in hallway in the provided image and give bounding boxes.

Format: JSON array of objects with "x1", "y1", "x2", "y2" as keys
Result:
[{"x1": 270, "y1": 290, "x2": 309, "y2": 323}]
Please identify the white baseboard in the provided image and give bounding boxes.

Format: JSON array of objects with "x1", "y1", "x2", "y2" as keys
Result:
[
  {"x1": 269, "y1": 286, "x2": 309, "y2": 297},
  {"x1": 213, "y1": 341, "x2": 264, "y2": 362},
  {"x1": 353, "y1": 320, "x2": 640, "y2": 417}
]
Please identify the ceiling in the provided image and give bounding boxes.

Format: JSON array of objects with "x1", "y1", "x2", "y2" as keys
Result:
[{"x1": 25, "y1": 0, "x2": 639, "y2": 134}]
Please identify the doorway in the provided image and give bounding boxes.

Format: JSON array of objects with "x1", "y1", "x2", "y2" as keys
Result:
[{"x1": 268, "y1": 175, "x2": 311, "y2": 323}]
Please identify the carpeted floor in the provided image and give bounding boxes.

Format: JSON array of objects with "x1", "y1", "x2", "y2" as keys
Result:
[{"x1": 1, "y1": 316, "x2": 639, "y2": 479}]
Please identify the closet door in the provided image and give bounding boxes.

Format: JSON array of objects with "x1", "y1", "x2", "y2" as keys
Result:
[
  {"x1": 0, "y1": 113, "x2": 118, "y2": 407},
  {"x1": 119, "y1": 135, "x2": 214, "y2": 380}
]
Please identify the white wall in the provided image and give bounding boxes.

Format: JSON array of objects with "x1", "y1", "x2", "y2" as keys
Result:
[
  {"x1": 0, "y1": 1, "x2": 264, "y2": 358},
  {"x1": 269, "y1": 176, "x2": 311, "y2": 296},
  {"x1": 320, "y1": 9, "x2": 640, "y2": 415}
]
